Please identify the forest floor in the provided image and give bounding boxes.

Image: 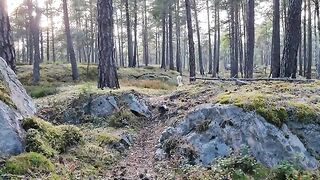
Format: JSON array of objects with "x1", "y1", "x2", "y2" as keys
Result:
[{"x1": 3, "y1": 63, "x2": 320, "y2": 179}]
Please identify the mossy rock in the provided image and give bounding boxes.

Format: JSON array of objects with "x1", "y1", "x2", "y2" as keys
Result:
[
  {"x1": 22, "y1": 117, "x2": 82, "y2": 157},
  {"x1": 0, "y1": 80, "x2": 16, "y2": 108},
  {"x1": 108, "y1": 109, "x2": 142, "y2": 128},
  {"x1": 2, "y1": 152, "x2": 55, "y2": 175},
  {"x1": 288, "y1": 101, "x2": 319, "y2": 122},
  {"x1": 217, "y1": 92, "x2": 288, "y2": 127}
]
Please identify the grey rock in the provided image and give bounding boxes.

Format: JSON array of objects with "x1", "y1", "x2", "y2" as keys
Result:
[
  {"x1": 159, "y1": 127, "x2": 175, "y2": 143},
  {"x1": 159, "y1": 104, "x2": 319, "y2": 169},
  {"x1": 0, "y1": 58, "x2": 36, "y2": 116},
  {"x1": 120, "y1": 133, "x2": 134, "y2": 147},
  {"x1": 155, "y1": 148, "x2": 166, "y2": 161},
  {"x1": 0, "y1": 101, "x2": 24, "y2": 156},
  {"x1": 0, "y1": 58, "x2": 36, "y2": 157},
  {"x1": 89, "y1": 95, "x2": 118, "y2": 117},
  {"x1": 287, "y1": 122, "x2": 320, "y2": 158},
  {"x1": 123, "y1": 93, "x2": 152, "y2": 118}
]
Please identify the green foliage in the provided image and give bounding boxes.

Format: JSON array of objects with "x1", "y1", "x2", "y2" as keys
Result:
[
  {"x1": 195, "y1": 120, "x2": 210, "y2": 133},
  {"x1": 162, "y1": 137, "x2": 181, "y2": 155},
  {"x1": 2, "y1": 152, "x2": 54, "y2": 175},
  {"x1": 22, "y1": 117, "x2": 82, "y2": 157},
  {"x1": 26, "y1": 85, "x2": 58, "y2": 98}
]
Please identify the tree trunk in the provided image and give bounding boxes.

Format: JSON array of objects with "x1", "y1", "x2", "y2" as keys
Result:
[
  {"x1": 161, "y1": 1, "x2": 167, "y2": 69},
  {"x1": 32, "y1": 6, "x2": 41, "y2": 83},
  {"x1": 133, "y1": 0, "x2": 138, "y2": 67},
  {"x1": 306, "y1": 0, "x2": 312, "y2": 79},
  {"x1": 315, "y1": 0, "x2": 320, "y2": 78},
  {"x1": 271, "y1": 0, "x2": 281, "y2": 78},
  {"x1": 245, "y1": 0, "x2": 254, "y2": 78},
  {"x1": 143, "y1": 0, "x2": 149, "y2": 66},
  {"x1": 168, "y1": 4, "x2": 174, "y2": 70},
  {"x1": 125, "y1": 0, "x2": 134, "y2": 67},
  {"x1": 282, "y1": 0, "x2": 302, "y2": 78},
  {"x1": 207, "y1": 0, "x2": 213, "y2": 75},
  {"x1": 0, "y1": 0, "x2": 16, "y2": 70},
  {"x1": 97, "y1": 0, "x2": 120, "y2": 89},
  {"x1": 62, "y1": 0, "x2": 78, "y2": 80},
  {"x1": 303, "y1": 0, "x2": 307, "y2": 76},
  {"x1": 176, "y1": 0, "x2": 182, "y2": 74},
  {"x1": 193, "y1": 0, "x2": 204, "y2": 76},
  {"x1": 185, "y1": 0, "x2": 196, "y2": 82}
]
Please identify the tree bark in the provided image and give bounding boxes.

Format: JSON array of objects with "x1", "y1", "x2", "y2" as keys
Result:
[
  {"x1": 168, "y1": 4, "x2": 174, "y2": 70},
  {"x1": 306, "y1": 0, "x2": 312, "y2": 79},
  {"x1": 125, "y1": 0, "x2": 134, "y2": 67},
  {"x1": 62, "y1": 0, "x2": 78, "y2": 81},
  {"x1": 32, "y1": 6, "x2": 41, "y2": 83},
  {"x1": 282, "y1": 0, "x2": 302, "y2": 78},
  {"x1": 271, "y1": 0, "x2": 281, "y2": 78},
  {"x1": 207, "y1": 0, "x2": 213, "y2": 75},
  {"x1": 0, "y1": 0, "x2": 16, "y2": 70},
  {"x1": 97, "y1": 0, "x2": 120, "y2": 89},
  {"x1": 185, "y1": 0, "x2": 196, "y2": 82},
  {"x1": 193, "y1": 0, "x2": 204, "y2": 76},
  {"x1": 176, "y1": 0, "x2": 182, "y2": 74},
  {"x1": 245, "y1": 0, "x2": 255, "y2": 78},
  {"x1": 133, "y1": 0, "x2": 138, "y2": 67},
  {"x1": 161, "y1": 1, "x2": 167, "y2": 69}
]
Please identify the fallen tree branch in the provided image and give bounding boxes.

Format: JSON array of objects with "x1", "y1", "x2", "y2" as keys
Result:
[{"x1": 189, "y1": 77, "x2": 316, "y2": 83}]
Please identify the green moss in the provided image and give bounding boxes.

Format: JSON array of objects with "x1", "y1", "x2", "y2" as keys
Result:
[
  {"x1": 217, "y1": 92, "x2": 288, "y2": 127},
  {"x1": 0, "y1": 81, "x2": 16, "y2": 108},
  {"x1": 195, "y1": 120, "x2": 210, "y2": 133},
  {"x1": 3, "y1": 152, "x2": 54, "y2": 175},
  {"x1": 70, "y1": 144, "x2": 117, "y2": 169},
  {"x1": 288, "y1": 102, "x2": 319, "y2": 122},
  {"x1": 26, "y1": 85, "x2": 58, "y2": 98},
  {"x1": 96, "y1": 133, "x2": 120, "y2": 147},
  {"x1": 22, "y1": 117, "x2": 82, "y2": 157},
  {"x1": 108, "y1": 109, "x2": 141, "y2": 128}
]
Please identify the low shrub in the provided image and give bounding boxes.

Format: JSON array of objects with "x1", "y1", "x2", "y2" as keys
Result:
[{"x1": 26, "y1": 85, "x2": 58, "y2": 98}]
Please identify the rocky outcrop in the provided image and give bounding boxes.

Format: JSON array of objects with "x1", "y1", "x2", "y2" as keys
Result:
[
  {"x1": 158, "y1": 104, "x2": 319, "y2": 170},
  {"x1": 123, "y1": 93, "x2": 152, "y2": 118},
  {"x1": 0, "y1": 58, "x2": 36, "y2": 157},
  {"x1": 89, "y1": 95, "x2": 118, "y2": 117}
]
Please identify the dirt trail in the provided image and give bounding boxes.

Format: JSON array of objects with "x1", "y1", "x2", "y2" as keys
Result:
[
  {"x1": 107, "y1": 122, "x2": 166, "y2": 180},
  {"x1": 107, "y1": 96, "x2": 168, "y2": 180}
]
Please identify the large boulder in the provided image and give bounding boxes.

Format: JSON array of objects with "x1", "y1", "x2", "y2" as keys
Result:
[
  {"x1": 0, "y1": 58, "x2": 36, "y2": 157},
  {"x1": 158, "y1": 104, "x2": 319, "y2": 170}
]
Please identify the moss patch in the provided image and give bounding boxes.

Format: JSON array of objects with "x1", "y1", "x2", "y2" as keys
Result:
[
  {"x1": 2, "y1": 152, "x2": 54, "y2": 175},
  {"x1": 288, "y1": 101, "x2": 320, "y2": 122},
  {"x1": 26, "y1": 85, "x2": 58, "y2": 98},
  {"x1": 22, "y1": 117, "x2": 82, "y2": 157},
  {"x1": 217, "y1": 92, "x2": 288, "y2": 127},
  {"x1": 96, "y1": 133, "x2": 120, "y2": 147},
  {"x1": 0, "y1": 80, "x2": 16, "y2": 108}
]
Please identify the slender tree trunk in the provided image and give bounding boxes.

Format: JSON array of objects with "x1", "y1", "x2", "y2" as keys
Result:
[
  {"x1": 168, "y1": 4, "x2": 174, "y2": 70},
  {"x1": 32, "y1": 7, "x2": 41, "y2": 83},
  {"x1": 120, "y1": 4, "x2": 125, "y2": 67},
  {"x1": 230, "y1": 1, "x2": 237, "y2": 78},
  {"x1": 306, "y1": 0, "x2": 312, "y2": 79},
  {"x1": 315, "y1": 0, "x2": 320, "y2": 78},
  {"x1": 143, "y1": 0, "x2": 149, "y2": 66},
  {"x1": 303, "y1": 0, "x2": 307, "y2": 76},
  {"x1": 245, "y1": 0, "x2": 254, "y2": 78},
  {"x1": 176, "y1": 0, "x2": 182, "y2": 74},
  {"x1": 133, "y1": 0, "x2": 138, "y2": 67},
  {"x1": 63, "y1": 0, "x2": 78, "y2": 80},
  {"x1": 0, "y1": 0, "x2": 16, "y2": 70},
  {"x1": 185, "y1": 0, "x2": 196, "y2": 82},
  {"x1": 193, "y1": 0, "x2": 204, "y2": 75},
  {"x1": 97, "y1": 0, "x2": 119, "y2": 89},
  {"x1": 216, "y1": 1, "x2": 220, "y2": 75},
  {"x1": 282, "y1": 0, "x2": 302, "y2": 78},
  {"x1": 207, "y1": 0, "x2": 213, "y2": 75},
  {"x1": 27, "y1": 0, "x2": 33, "y2": 65},
  {"x1": 271, "y1": 0, "x2": 281, "y2": 78},
  {"x1": 161, "y1": 1, "x2": 167, "y2": 69},
  {"x1": 125, "y1": 0, "x2": 134, "y2": 67}
]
